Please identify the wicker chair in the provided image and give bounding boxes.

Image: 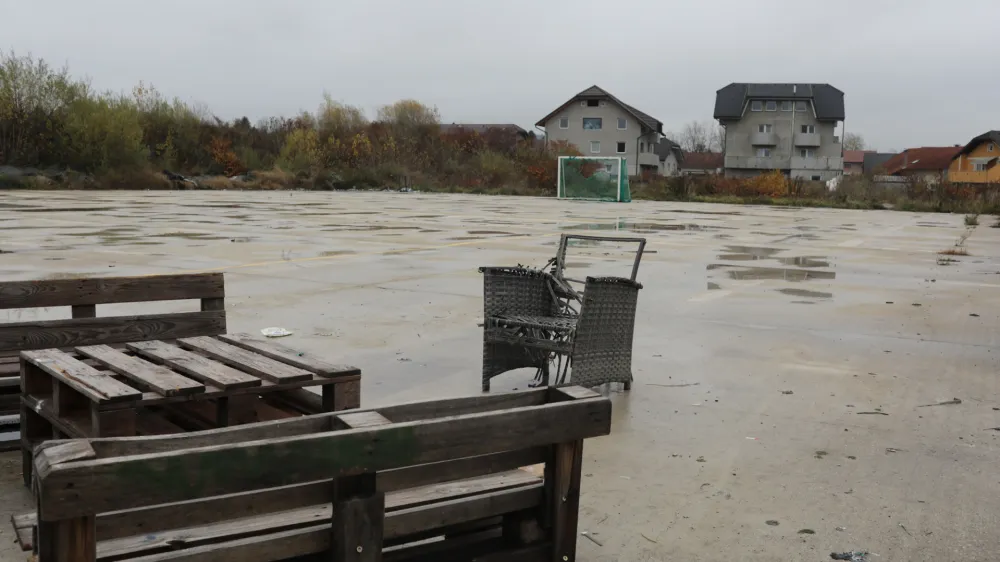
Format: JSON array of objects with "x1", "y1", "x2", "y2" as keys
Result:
[{"x1": 480, "y1": 266, "x2": 642, "y2": 391}]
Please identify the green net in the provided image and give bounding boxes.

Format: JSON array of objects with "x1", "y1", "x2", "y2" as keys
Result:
[{"x1": 557, "y1": 157, "x2": 631, "y2": 202}]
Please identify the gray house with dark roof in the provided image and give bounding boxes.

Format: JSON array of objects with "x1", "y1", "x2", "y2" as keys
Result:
[
  {"x1": 537, "y1": 86, "x2": 664, "y2": 176},
  {"x1": 714, "y1": 83, "x2": 845, "y2": 181}
]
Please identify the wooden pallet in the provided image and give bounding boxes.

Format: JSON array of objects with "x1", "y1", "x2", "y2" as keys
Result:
[
  {"x1": 0, "y1": 273, "x2": 229, "y2": 456},
  {"x1": 20, "y1": 333, "x2": 361, "y2": 487},
  {"x1": 24, "y1": 386, "x2": 609, "y2": 562}
]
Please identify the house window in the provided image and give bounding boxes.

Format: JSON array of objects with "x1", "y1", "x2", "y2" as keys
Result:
[
  {"x1": 975, "y1": 162, "x2": 988, "y2": 171},
  {"x1": 811, "y1": 175, "x2": 822, "y2": 181},
  {"x1": 795, "y1": 101, "x2": 808, "y2": 112},
  {"x1": 781, "y1": 101, "x2": 793, "y2": 111},
  {"x1": 799, "y1": 148, "x2": 815, "y2": 158},
  {"x1": 617, "y1": 118, "x2": 627, "y2": 130},
  {"x1": 756, "y1": 147, "x2": 771, "y2": 157},
  {"x1": 582, "y1": 118, "x2": 602, "y2": 130},
  {"x1": 590, "y1": 141, "x2": 601, "y2": 154},
  {"x1": 640, "y1": 142, "x2": 645, "y2": 152},
  {"x1": 616, "y1": 142, "x2": 626, "y2": 154},
  {"x1": 587, "y1": 99, "x2": 600, "y2": 107},
  {"x1": 989, "y1": 144, "x2": 995, "y2": 152},
  {"x1": 765, "y1": 101, "x2": 777, "y2": 111},
  {"x1": 801, "y1": 124, "x2": 815, "y2": 134},
  {"x1": 758, "y1": 124, "x2": 773, "y2": 133},
  {"x1": 558, "y1": 117, "x2": 568, "y2": 129},
  {"x1": 751, "y1": 101, "x2": 763, "y2": 112}
]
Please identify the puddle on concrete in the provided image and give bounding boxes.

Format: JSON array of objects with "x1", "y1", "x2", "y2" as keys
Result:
[
  {"x1": 320, "y1": 250, "x2": 356, "y2": 257},
  {"x1": 447, "y1": 236, "x2": 483, "y2": 241},
  {"x1": 707, "y1": 264, "x2": 836, "y2": 282},
  {"x1": 419, "y1": 229, "x2": 443, "y2": 233},
  {"x1": 707, "y1": 282, "x2": 722, "y2": 290},
  {"x1": 666, "y1": 209, "x2": 742, "y2": 215},
  {"x1": 717, "y1": 246, "x2": 783, "y2": 260},
  {"x1": 19, "y1": 207, "x2": 116, "y2": 212},
  {"x1": 777, "y1": 256, "x2": 830, "y2": 268},
  {"x1": 771, "y1": 233, "x2": 821, "y2": 243},
  {"x1": 404, "y1": 215, "x2": 443, "y2": 219},
  {"x1": 467, "y1": 230, "x2": 518, "y2": 236},
  {"x1": 562, "y1": 221, "x2": 731, "y2": 233},
  {"x1": 778, "y1": 288, "x2": 833, "y2": 299},
  {"x1": 325, "y1": 225, "x2": 421, "y2": 231},
  {"x1": 791, "y1": 300, "x2": 817, "y2": 305},
  {"x1": 65, "y1": 227, "x2": 141, "y2": 237},
  {"x1": 149, "y1": 232, "x2": 231, "y2": 240}
]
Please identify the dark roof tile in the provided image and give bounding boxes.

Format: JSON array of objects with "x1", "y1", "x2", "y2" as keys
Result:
[
  {"x1": 536, "y1": 85, "x2": 662, "y2": 133},
  {"x1": 714, "y1": 83, "x2": 845, "y2": 121}
]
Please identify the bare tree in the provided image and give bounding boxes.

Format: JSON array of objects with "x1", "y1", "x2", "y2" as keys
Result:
[
  {"x1": 709, "y1": 123, "x2": 725, "y2": 153},
  {"x1": 672, "y1": 120, "x2": 724, "y2": 153},
  {"x1": 843, "y1": 132, "x2": 866, "y2": 151}
]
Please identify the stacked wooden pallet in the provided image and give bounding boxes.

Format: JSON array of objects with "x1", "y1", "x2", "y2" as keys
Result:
[{"x1": 21, "y1": 386, "x2": 611, "y2": 561}]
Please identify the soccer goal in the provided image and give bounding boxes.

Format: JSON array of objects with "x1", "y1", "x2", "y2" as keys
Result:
[{"x1": 557, "y1": 156, "x2": 631, "y2": 202}]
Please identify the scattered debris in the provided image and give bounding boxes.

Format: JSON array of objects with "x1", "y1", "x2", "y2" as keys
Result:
[
  {"x1": 696, "y1": 456, "x2": 706, "y2": 462},
  {"x1": 970, "y1": 313, "x2": 980, "y2": 317},
  {"x1": 640, "y1": 532, "x2": 658, "y2": 543},
  {"x1": 619, "y1": 476, "x2": 631, "y2": 480},
  {"x1": 918, "y1": 398, "x2": 962, "y2": 407},
  {"x1": 885, "y1": 301, "x2": 893, "y2": 304},
  {"x1": 836, "y1": 526, "x2": 847, "y2": 532},
  {"x1": 780, "y1": 390, "x2": 794, "y2": 395},
  {"x1": 831, "y1": 552, "x2": 870, "y2": 561},
  {"x1": 814, "y1": 450, "x2": 828, "y2": 459},
  {"x1": 885, "y1": 447, "x2": 904, "y2": 454},
  {"x1": 898, "y1": 523, "x2": 912, "y2": 536},
  {"x1": 260, "y1": 327, "x2": 293, "y2": 338},
  {"x1": 647, "y1": 382, "x2": 700, "y2": 388},
  {"x1": 580, "y1": 531, "x2": 603, "y2": 547},
  {"x1": 857, "y1": 411, "x2": 889, "y2": 416},
  {"x1": 397, "y1": 357, "x2": 411, "y2": 362},
  {"x1": 986, "y1": 427, "x2": 1000, "y2": 432},
  {"x1": 766, "y1": 520, "x2": 780, "y2": 526},
  {"x1": 847, "y1": 455, "x2": 857, "y2": 460},
  {"x1": 798, "y1": 529, "x2": 816, "y2": 534},
  {"x1": 746, "y1": 437, "x2": 758, "y2": 440}
]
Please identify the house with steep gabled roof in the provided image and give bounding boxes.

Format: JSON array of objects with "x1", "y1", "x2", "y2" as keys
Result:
[
  {"x1": 880, "y1": 146, "x2": 962, "y2": 183},
  {"x1": 536, "y1": 85, "x2": 664, "y2": 176},
  {"x1": 948, "y1": 131, "x2": 1000, "y2": 184}
]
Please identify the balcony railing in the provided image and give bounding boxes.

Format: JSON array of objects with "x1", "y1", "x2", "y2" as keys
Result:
[
  {"x1": 794, "y1": 133, "x2": 820, "y2": 147},
  {"x1": 725, "y1": 155, "x2": 791, "y2": 170},
  {"x1": 750, "y1": 132, "x2": 778, "y2": 146},
  {"x1": 790, "y1": 156, "x2": 843, "y2": 170}
]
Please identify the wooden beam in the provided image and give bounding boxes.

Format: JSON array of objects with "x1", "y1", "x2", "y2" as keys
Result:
[
  {"x1": 0, "y1": 311, "x2": 227, "y2": 353},
  {"x1": 76, "y1": 345, "x2": 205, "y2": 397},
  {"x1": 22, "y1": 350, "x2": 142, "y2": 404},
  {"x1": 549, "y1": 441, "x2": 583, "y2": 562},
  {"x1": 0, "y1": 273, "x2": 225, "y2": 309},
  {"x1": 36, "y1": 399, "x2": 611, "y2": 520},
  {"x1": 66, "y1": 388, "x2": 550, "y2": 459},
  {"x1": 178, "y1": 337, "x2": 313, "y2": 383},
  {"x1": 217, "y1": 334, "x2": 360, "y2": 378},
  {"x1": 127, "y1": 341, "x2": 261, "y2": 390}
]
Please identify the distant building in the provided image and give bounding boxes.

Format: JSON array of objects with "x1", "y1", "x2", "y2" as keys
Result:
[
  {"x1": 879, "y1": 146, "x2": 963, "y2": 183},
  {"x1": 654, "y1": 139, "x2": 683, "y2": 176},
  {"x1": 678, "y1": 152, "x2": 724, "y2": 175},
  {"x1": 948, "y1": 131, "x2": 1000, "y2": 184},
  {"x1": 439, "y1": 123, "x2": 529, "y2": 151},
  {"x1": 862, "y1": 152, "x2": 896, "y2": 175},
  {"x1": 843, "y1": 150, "x2": 871, "y2": 175},
  {"x1": 536, "y1": 85, "x2": 664, "y2": 176},
  {"x1": 714, "y1": 83, "x2": 845, "y2": 181}
]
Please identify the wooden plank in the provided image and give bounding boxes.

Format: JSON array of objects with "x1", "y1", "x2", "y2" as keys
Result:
[
  {"x1": 56, "y1": 389, "x2": 549, "y2": 459},
  {"x1": 338, "y1": 411, "x2": 391, "y2": 429},
  {"x1": 11, "y1": 512, "x2": 34, "y2": 551},
  {"x1": 178, "y1": 336, "x2": 313, "y2": 383},
  {"x1": 21, "y1": 349, "x2": 141, "y2": 404},
  {"x1": 0, "y1": 311, "x2": 227, "y2": 353},
  {"x1": 135, "y1": 410, "x2": 186, "y2": 436},
  {"x1": 96, "y1": 485, "x2": 543, "y2": 560},
  {"x1": 0, "y1": 273, "x2": 225, "y2": 309},
  {"x1": 549, "y1": 441, "x2": 583, "y2": 562},
  {"x1": 127, "y1": 341, "x2": 261, "y2": 391},
  {"x1": 218, "y1": 333, "x2": 360, "y2": 378},
  {"x1": 92, "y1": 407, "x2": 136, "y2": 438},
  {"x1": 71, "y1": 304, "x2": 96, "y2": 319},
  {"x1": 76, "y1": 345, "x2": 205, "y2": 397},
  {"x1": 332, "y1": 474, "x2": 383, "y2": 562},
  {"x1": 37, "y1": 515, "x2": 96, "y2": 562},
  {"x1": 36, "y1": 398, "x2": 610, "y2": 520},
  {"x1": 84, "y1": 451, "x2": 545, "y2": 541}
]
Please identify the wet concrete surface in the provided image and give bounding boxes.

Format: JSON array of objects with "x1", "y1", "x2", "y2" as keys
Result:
[{"x1": 1, "y1": 191, "x2": 1000, "y2": 560}]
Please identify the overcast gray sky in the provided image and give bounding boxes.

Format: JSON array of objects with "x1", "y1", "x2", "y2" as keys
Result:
[{"x1": 3, "y1": 0, "x2": 997, "y2": 151}]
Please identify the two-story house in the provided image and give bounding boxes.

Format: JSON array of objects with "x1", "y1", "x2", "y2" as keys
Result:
[
  {"x1": 536, "y1": 85, "x2": 663, "y2": 176},
  {"x1": 713, "y1": 83, "x2": 845, "y2": 181},
  {"x1": 948, "y1": 131, "x2": 1000, "y2": 184}
]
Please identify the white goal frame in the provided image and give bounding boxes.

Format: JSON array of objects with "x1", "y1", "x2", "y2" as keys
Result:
[{"x1": 556, "y1": 156, "x2": 626, "y2": 202}]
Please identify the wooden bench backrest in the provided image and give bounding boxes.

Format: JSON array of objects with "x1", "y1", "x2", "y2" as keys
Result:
[
  {"x1": 0, "y1": 273, "x2": 226, "y2": 355},
  {"x1": 33, "y1": 387, "x2": 610, "y2": 558}
]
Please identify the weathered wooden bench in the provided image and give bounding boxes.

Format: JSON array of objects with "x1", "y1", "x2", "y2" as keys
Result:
[
  {"x1": 0, "y1": 273, "x2": 227, "y2": 453},
  {"x1": 21, "y1": 386, "x2": 611, "y2": 562}
]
